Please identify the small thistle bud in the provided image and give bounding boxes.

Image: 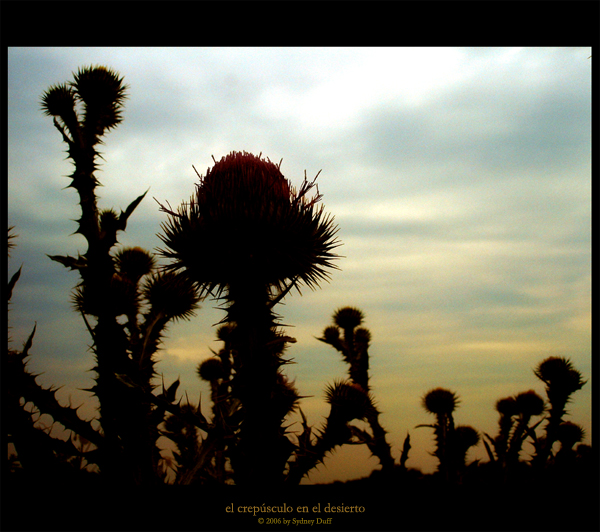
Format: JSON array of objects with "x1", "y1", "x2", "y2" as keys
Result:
[
  {"x1": 422, "y1": 388, "x2": 459, "y2": 416},
  {"x1": 495, "y1": 397, "x2": 519, "y2": 417},
  {"x1": 333, "y1": 307, "x2": 364, "y2": 330},
  {"x1": 216, "y1": 323, "x2": 237, "y2": 343},
  {"x1": 41, "y1": 84, "x2": 76, "y2": 117},
  {"x1": 321, "y1": 326, "x2": 340, "y2": 344},
  {"x1": 556, "y1": 421, "x2": 585, "y2": 447},
  {"x1": 197, "y1": 357, "x2": 225, "y2": 382},
  {"x1": 514, "y1": 390, "x2": 545, "y2": 417},
  {"x1": 325, "y1": 381, "x2": 372, "y2": 422},
  {"x1": 99, "y1": 208, "x2": 120, "y2": 233},
  {"x1": 354, "y1": 327, "x2": 371, "y2": 347},
  {"x1": 114, "y1": 246, "x2": 156, "y2": 282},
  {"x1": 455, "y1": 425, "x2": 480, "y2": 449},
  {"x1": 143, "y1": 270, "x2": 200, "y2": 321}
]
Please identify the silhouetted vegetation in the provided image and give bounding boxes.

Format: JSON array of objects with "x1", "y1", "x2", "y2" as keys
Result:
[{"x1": 4, "y1": 65, "x2": 597, "y2": 531}]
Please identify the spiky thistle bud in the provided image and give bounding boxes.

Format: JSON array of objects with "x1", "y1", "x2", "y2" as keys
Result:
[
  {"x1": 216, "y1": 323, "x2": 236, "y2": 343},
  {"x1": 333, "y1": 307, "x2": 364, "y2": 330},
  {"x1": 143, "y1": 271, "x2": 200, "y2": 321},
  {"x1": 455, "y1": 425, "x2": 480, "y2": 449},
  {"x1": 534, "y1": 357, "x2": 586, "y2": 395},
  {"x1": 514, "y1": 390, "x2": 545, "y2": 417},
  {"x1": 422, "y1": 388, "x2": 459, "y2": 416},
  {"x1": 325, "y1": 381, "x2": 372, "y2": 422},
  {"x1": 197, "y1": 357, "x2": 225, "y2": 382},
  {"x1": 556, "y1": 421, "x2": 585, "y2": 448},
  {"x1": 354, "y1": 327, "x2": 371, "y2": 348},
  {"x1": 99, "y1": 208, "x2": 120, "y2": 233},
  {"x1": 40, "y1": 84, "x2": 77, "y2": 119},
  {"x1": 114, "y1": 247, "x2": 156, "y2": 283},
  {"x1": 495, "y1": 396, "x2": 519, "y2": 417},
  {"x1": 72, "y1": 65, "x2": 128, "y2": 132},
  {"x1": 321, "y1": 326, "x2": 341, "y2": 345}
]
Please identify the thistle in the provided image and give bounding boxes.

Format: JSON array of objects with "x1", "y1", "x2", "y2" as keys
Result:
[
  {"x1": 6, "y1": 229, "x2": 102, "y2": 478},
  {"x1": 285, "y1": 380, "x2": 374, "y2": 484},
  {"x1": 41, "y1": 66, "x2": 201, "y2": 484},
  {"x1": 505, "y1": 390, "x2": 545, "y2": 466},
  {"x1": 158, "y1": 151, "x2": 340, "y2": 486},
  {"x1": 418, "y1": 387, "x2": 460, "y2": 483},
  {"x1": 317, "y1": 306, "x2": 394, "y2": 473},
  {"x1": 482, "y1": 396, "x2": 519, "y2": 469},
  {"x1": 553, "y1": 421, "x2": 585, "y2": 470},
  {"x1": 532, "y1": 357, "x2": 586, "y2": 468}
]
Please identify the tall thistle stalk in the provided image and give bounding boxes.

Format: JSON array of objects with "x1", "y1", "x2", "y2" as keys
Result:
[
  {"x1": 317, "y1": 307, "x2": 395, "y2": 473},
  {"x1": 532, "y1": 357, "x2": 586, "y2": 469},
  {"x1": 158, "y1": 151, "x2": 340, "y2": 486},
  {"x1": 419, "y1": 388, "x2": 459, "y2": 483},
  {"x1": 41, "y1": 66, "x2": 200, "y2": 484}
]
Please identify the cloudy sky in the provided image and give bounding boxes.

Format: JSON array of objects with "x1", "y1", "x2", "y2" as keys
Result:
[{"x1": 6, "y1": 47, "x2": 592, "y2": 483}]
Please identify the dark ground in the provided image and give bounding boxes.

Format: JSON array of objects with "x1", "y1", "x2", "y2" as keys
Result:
[{"x1": 3, "y1": 468, "x2": 599, "y2": 532}]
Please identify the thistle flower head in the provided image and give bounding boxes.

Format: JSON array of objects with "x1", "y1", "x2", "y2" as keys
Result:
[
  {"x1": 114, "y1": 246, "x2": 156, "y2": 282},
  {"x1": 158, "y1": 151, "x2": 341, "y2": 298},
  {"x1": 321, "y1": 325, "x2": 341, "y2": 344},
  {"x1": 325, "y1": 380, "x2": 372, "y2": 422},
  {"x1": 455, "y1": 425, "x2": 480, "y2": 449},
  {"x1": 422, "y1": 388, "x2": 459, "y2": 416},
  {"x1": 143, "y1": 270, "x2": 201, "y2": 321},
  {"x1": 495, "y1": 397, "x2": 519, "y2": 417},
  {"x1": 354, "y1": 327, "x2": 371, "y2": 348},
  {"x1": 556, "y1": 421, "x2": 585, "y2": 448},
  {"x1": 534, "y1": 357, "x2": 586, "y2": 395},
  {"x1": 333, "y1": 306, "x2": 364, "y2": 330},
  {"x1": 72, "y1": 65, "x2": 128, "y2": 131},
  {"x1": 514, "y1": 390, "x2": 545, "y2": 417},
  {"x1": 197, "y1": 357, "x2": 225, "y2": 382},
  {"x1": 99, "y1": 208, "x2": 120, "y2": 233},
  {"x1": 40, "y1": 83, "x2": 76, "y2": 118},
  {"x1": 216, "y1": 323, "x2": 237, "y2": 343}
]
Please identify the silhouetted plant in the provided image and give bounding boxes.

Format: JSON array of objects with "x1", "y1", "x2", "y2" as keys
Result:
[
  {"x1": 454, "y1": 425, "x2": 480, "y2": 466},
  {"x1": 317, "y1": 306, "x2": 395, "y2": 473},
  {"x1": 553, "y1": 421, "x2": 585, "y2": 470},
  {"x1": 483, "y1": 396, "x2": 518, "y2": 469},
  {"x1": 194, "y1": 324, "x2": 240, "y2": 485},
  {"x1": 7, "y1": 63, "x2": 593, "y2": 502},
  {"x1": 418, "y1": 387, "x2": 460, "y2": 483},
  {"x1": 158, "y1": 151, "x2": 340, "y2": 486},
  {"x1": 285, "y1": 380, "x2": 377, "y2": 484},
  {"x1": 531, "y1": 356, "x2": 586, "y2": 468},
  {"x1": 6, "y1": 228, "x2": 101, "y2": 478},
  {"x1": 40, "y1": 66, "x2": 201, "y2": 484},
  {"x1": 505, "y1": 390, "x2": 545, "y2": 468}
]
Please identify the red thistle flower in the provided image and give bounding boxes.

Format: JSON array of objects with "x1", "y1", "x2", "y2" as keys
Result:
[{"x1": 158, "y1": 151, "x2": 341, "y2": 297}]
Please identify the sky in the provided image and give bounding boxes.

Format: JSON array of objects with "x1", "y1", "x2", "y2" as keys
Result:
[{"x1": 6, "y1": 47, "x2": 592, "y2": 483}]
